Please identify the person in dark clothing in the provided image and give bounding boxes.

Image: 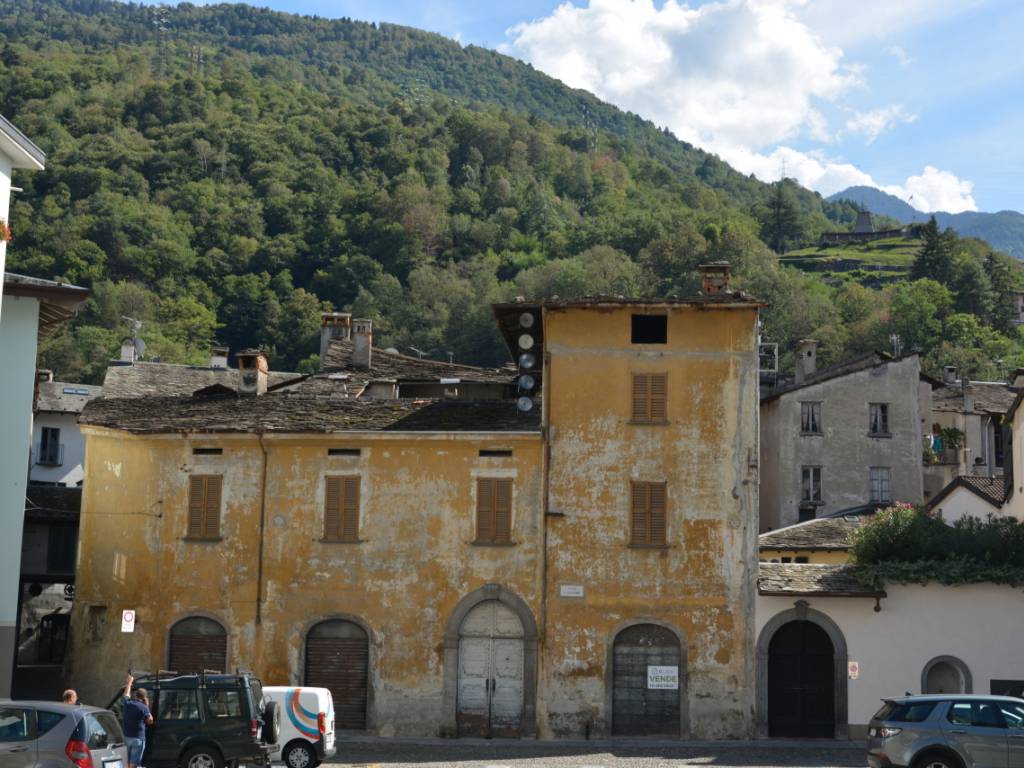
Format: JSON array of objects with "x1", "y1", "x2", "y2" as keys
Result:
[{"x1": 121, "y1": 675, "x2": 153, "y2": 768}]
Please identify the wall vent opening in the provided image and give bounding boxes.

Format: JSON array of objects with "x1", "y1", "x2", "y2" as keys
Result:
[
  {"x1": 631, "y1": 315, "x2": 667, "y2": 344},
  {"x1": 192, "y1": 447, "x2": 223, "y2": 456},
  {"x1": 479, "y1": 449, "x2": 513, "y2": 457},
  {"x1": 328, "y1": 448, "x2": 361, "y2": 457}
]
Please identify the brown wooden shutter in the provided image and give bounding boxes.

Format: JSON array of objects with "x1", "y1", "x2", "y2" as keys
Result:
[
  {"x1": 649, "y1": 374, "x2": 667, "y2": 422},
  {"x1": 203, "y1": 475, "x2": 222, "y2": 539},
  {"x1": 493, "y1": 478, "x2": 512, "y2": 542},
  {"x1": 630, "y1": 482, "x2": 648, "y2": 545},
  {"x1": 324, "y1": 476, "x2": 342, "y2": 540},
  {"x1": 631, "y1": 482, "x2": 667, "y2": 545},
  {"x1": 648, "y1": 482, "x2": 667, "y2": 545},
  {"x1": 341, "y1": 477, "x2": 360, "y2": 542},
  {"x1": 476, "y1": 478, "x2": 495, "y2": 542},
  {"x1": 188, "y1": 476, "x2": 205, "y2": 538},
  {"x1": 632, "y1": 374, "x2": 649, "y2": 421}
]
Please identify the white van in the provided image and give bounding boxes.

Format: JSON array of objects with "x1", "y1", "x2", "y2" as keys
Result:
[{"x1": 263, "y1": 686, "x2": 336, "y2": 768}]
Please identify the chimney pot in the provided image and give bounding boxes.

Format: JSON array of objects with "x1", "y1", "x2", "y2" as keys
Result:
[
  {"x1": 236, "y1": 348, "x2": 269, "y2": 396},
  {"x1": 120, "y1": 342, "x2": 137, "y2": 364},
  {"x1": 944, "y1": 366, "x2": 957, "y2": 385},
  {"x1": 320, "y1": 312, "x2": 353, "y2": 361},
  {"x1": 210, "y1": 346, "x2": 230, "y2": 369},
  {"x1": 697, "y1": 261, "x2": 732, "y2": 295},
  {"x1": 794, "y1": 339, "x2": 818, "y2": 385},
  {"x1": 352, "y1": 319, "x2": 373, "y2": 370}
]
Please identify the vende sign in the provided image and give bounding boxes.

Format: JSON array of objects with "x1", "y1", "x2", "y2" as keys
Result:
[
  {"x1": 121, "y1": 609, "x2": 136, "y2": 633},
  {"x1": 647, "y1": 665, "x2": 679, "y2": 690}
]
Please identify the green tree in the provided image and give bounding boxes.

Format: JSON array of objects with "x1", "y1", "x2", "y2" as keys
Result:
[{"x1": 911, "y1": 217, "x2": 955, "y2": 284}]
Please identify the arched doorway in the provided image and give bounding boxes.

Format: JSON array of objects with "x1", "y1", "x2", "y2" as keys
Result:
[
  {"x1": 168, "y1": 616, "x2": 227, "y2": 674},
  {"x1": 305, "y1": 619, "x2": 369, "y2": 730},
  {"x1": 922, "y1": 656, "x2": 972, "y2": 694},
  {"x1": 768, "y1": 620, "x2": 834, "y2": 737},
  {"x1": 456, "y1": 600, "x2": 525, "y2": 737},
  {"x1": 611, "y1": 623, "x2": 682, "y2": 736}
]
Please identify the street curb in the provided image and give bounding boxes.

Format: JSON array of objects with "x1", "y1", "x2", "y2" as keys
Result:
[{"x1": 334, "y1": 734, "x2": 864, "y2": 750}]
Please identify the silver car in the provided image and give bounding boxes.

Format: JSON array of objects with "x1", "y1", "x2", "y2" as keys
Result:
[
  {"x1": 0, "y1": 700, "x2": 128, "y2": 768},
  {"x1": 868, "y1": 694, "x2": 1024, "y2": 768}
]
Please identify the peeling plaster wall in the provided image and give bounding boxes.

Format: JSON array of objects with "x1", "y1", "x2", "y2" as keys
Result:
[
  {"x1": 540, "y1": 306, "x2": 760, "y2": 739},
  {"x1": 69, "y1": 430, "x2": 544, "y2": 734}
]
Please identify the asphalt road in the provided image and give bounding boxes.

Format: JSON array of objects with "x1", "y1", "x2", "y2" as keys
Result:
[{"x1": 327, "y1": 739, "x2": 866, "y2": 767}]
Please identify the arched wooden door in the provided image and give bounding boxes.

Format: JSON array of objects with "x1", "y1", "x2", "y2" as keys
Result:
[
  {"x1": 768, "y1": 620, "x2": 834, "y2": 737},
  {"x1": 612, "y1": 624, "x2": 681, "y2": 736},
  {"x1": 305, "y1": 620, "x2": 369, "y2": 730},
  {"x1": 456, "y1": 600, "x2": 525, "y2": 737},
  {"x1": 168, "y1": 617, "x2": 227, "y2": 674}
]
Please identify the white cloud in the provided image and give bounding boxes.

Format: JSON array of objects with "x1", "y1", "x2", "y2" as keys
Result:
[
  {"x1": 887, "y1": 166, "x2": 977, "y2": 213},
  {"x1": 844, "y1": 104, "x2": 917, "y2": 143},
  {"x1": 885, "y1": 45, "x2": 913, "y2": 67}
]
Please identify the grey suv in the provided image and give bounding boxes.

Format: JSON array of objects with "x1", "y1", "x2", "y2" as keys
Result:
[
  {"x1": 868, "y1": 695, "x2": 1024, "y2": 768},
  {"x1": 0, "y1": 700, "x2": 128, "y2": 768}
]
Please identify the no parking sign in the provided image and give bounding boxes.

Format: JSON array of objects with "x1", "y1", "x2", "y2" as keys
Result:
[{"x1": 121, "y1": 609, "x2": 136, "y2": 633}]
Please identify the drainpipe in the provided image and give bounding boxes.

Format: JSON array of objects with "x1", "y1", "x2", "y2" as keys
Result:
[{"x1": 255, "y1": 432, "x2": 269, "y2": 625}]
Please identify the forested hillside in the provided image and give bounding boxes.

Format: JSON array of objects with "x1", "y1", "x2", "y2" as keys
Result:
[{"x1": 1, "y1": 0, "x2": 1022, "y2": 383}]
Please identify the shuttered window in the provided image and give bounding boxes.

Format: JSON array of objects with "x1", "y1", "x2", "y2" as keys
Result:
[
  {"x1": 631, "y1": 373, "x2": 668, "y2": 423},
  {"x1": 630, "y1": 481, "x2": 667, "y2": 546},
  {"x1": 324, "y1": 476, "x2": 361, "y2": 542},
  {"x1": 475, "y1": 478, "x2": 512, "y2": 544},
  {"x1": 187, "y1": 475, "x2": 222, "y2": 540}
]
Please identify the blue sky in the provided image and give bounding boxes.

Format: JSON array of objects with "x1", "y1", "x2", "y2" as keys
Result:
[{"x1": 135, "y1": 0, "x2": 1023, "y2": 213}]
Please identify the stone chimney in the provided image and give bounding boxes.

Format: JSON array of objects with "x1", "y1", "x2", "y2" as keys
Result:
[
  {"x1": 120, "y1": 341, "x2": 137, "y2": 364},
  {"x1": 36, "y1": 369, "x2": 53, "y2": 383},
  {"x1": 236, "y1": 349, "x2": 269, "y2": 396},
  {"x1": 1011, "y1": 368, "x2": 1024, "y2": 389},
  {"x1": 794, "y1": 339, "x2": 818, "y2": 385},
  {"x1": 698, "y1": 262, "x2": 732, "y2": 295},
  {"x1": 320, "y1": 312, "x2": 352, "y2": 361},
  {"x1": 210, "y1": 346, "x2": 229, "y2": 369},
  {"x1": 352, "y1": 319, "x2": 372, "y2": 370},
  {"x1": 943, "y1": 366, "x2": 957, "y2": 385}
]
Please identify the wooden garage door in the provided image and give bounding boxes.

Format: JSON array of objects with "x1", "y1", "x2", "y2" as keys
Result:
[
  {"x1": 612, "y1": 624, "x2": 681, "y2": 736},
  {"x1": 768, "y1": 620, "x2": 834, "y2": 737},
  {"x1": 305, "y1": 620, "x2": 368, "y2": 730},
  {"x1": 457, "y1": 600, "x2": 525, "y2": 737},
  {"x1": 168, "y1": 617, "x2": 227, "y2": 674}
]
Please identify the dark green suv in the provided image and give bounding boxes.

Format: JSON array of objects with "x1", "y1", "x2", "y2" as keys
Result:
[{"x1": 108, "y1": 671, "x2": 279, "y2": 768}]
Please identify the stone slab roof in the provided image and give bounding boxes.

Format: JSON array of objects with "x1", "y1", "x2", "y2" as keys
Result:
[
  {"x1": 102, "y1": 362, "x2": 302, "y2": 398},
  {"x1": 36, "y1": 381, "x2": 103, "y2": 413},
  {"x1": 761, "y1": 352, "x2": 905, "y2": 402},
  {"x1": 759, "y1": 508, "x2": 876, "y2": 550},
  {"x1": 927, "y1": 474, "x2": 1008, "y2": 510},
  {"x1": 80, "y1": 393, "x2": 541, "y2": 435},
  {"x1": 758, "y1": 563, "x2": 884, "y2": 597},
  {"x1": 3, "y1": 272, "x2": 89, "y2": 338},
  {"x1": 931, "y1": 381, "x2": 1017, "y2": 415},
  {"x1": 321, "y1": 338, "x2": 513, "y2": 385}
]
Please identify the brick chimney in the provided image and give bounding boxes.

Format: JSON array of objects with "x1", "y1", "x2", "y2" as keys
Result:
[
  {"x1": 794, "y1": 339, "x2": 818, "y2": 385},
  {"x1": 698, "y1": 262, "x2": 732, "y2": 295},
  {"x1": 119, "y1": 341, "x2": 137, "y2": 364},
  {"x1": 320, "y1": 312, "x2": 352, "y2": 360},
  {"x1": 943, "y1": 366, "x2": 957, "y2": 385},
  {"x1": 352, "y1": 319, "x2": 372, "y2": 370},
  {"x1": 236, "y1": 349, "x2": 269, "y2": 396},
  {"x1": 210, "y1": 346, "x2": 229, "y2": 369}
]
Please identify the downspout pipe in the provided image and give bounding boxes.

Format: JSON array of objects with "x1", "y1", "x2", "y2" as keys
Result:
[{"x1": 256, "y1": 432, "x2": 268, "y2": 625}]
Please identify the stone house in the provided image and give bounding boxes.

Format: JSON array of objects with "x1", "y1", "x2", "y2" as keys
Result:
[
  {"x1": 759, "y1": 345, "x2": 927, "y2": 531},
  {"x1": 68, "y1": 271, "x2": 764, "y2": 739}
]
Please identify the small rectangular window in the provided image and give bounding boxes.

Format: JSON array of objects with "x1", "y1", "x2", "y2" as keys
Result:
[
  {"x1": 204, "y1": 689, "x2": 244, "y2": 720},
  {"x1": 992, "y1": 680, "x2": 1024, "y2": 698},
  {"x1": 630, "y1": 481, "x2": 667, "y2": 546},
  {"x1": 631, "y1": 314, "x2": 667, "y2": 344},
  {"x1": 479, "y1": 450, "x2": 513, "y2": 458},
  {"x1": 794, "y1": 556, "x2": 809, "y2": 564},
  {"x1": 39, "y1": 426, "x2": 62, "y2": 466},
  {"x1": 800, "y1": 402, "x2": 821, "y2": 434},
  {"x1": 801, "y1": 466, "x2": 822, "y2": 503},
  {"x1": 157, "y1": 690, "x2": 200, "y2": 721},
  {"x1": 324, "y1": 476, "x2": 360, "y2": 542},
  {"x1": 187, "y1": 475, "x2": 222, "y2": 540},
  {"x1": 870, "y1": 467, "x2": 891, "y2": 504},
  {"x1": 192, "y1": 447, "x2": 223, "y2": 456},
  {"x1": 476, "y1": 478, "x2": 513, "y2": 544},
  {"x1": 869, "y1": 403, "x2": 890, "y2": 435},
  {"x1": 328, "y1": 448, "x2": 361, "y2": 457},
  {"x1": 631, "y1": 373, "x2": 668, "y2": 423}
]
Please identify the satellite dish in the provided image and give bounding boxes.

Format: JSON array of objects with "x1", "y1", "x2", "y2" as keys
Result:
[
  {"x1": 518, "y1": 374, "x2": 535, "y2": 391},
  {"x1": 134, "y1": 337, "x2": 147, "y2": 358},
  {"x1": 519, "y1": 352, "x2": 536, "y2": 369},
  {"x1": 518, "y1": 333, "x2": 534, "y2": 350},
  {"x1": 519, "y1": 312, "x2": 535, "y2": 329},
  {"x1": 517, "y1": 396, "x2": 534, "y2": 412}
]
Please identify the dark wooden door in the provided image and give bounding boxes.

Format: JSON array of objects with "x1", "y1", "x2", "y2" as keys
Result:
[
  {"x1": 612, "y1": 624, "x2": 681, "y2": 736},
  {"x1": 305, "y1": 620, "x2": 368, "y2": 730},
  {"x1": 768, "y1": 620, "x2": 834, "y2": 737}
]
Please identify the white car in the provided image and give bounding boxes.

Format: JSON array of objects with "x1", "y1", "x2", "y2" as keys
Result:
[{"x1": 263, "y1": 687, "x2": 336, "y2": 768}]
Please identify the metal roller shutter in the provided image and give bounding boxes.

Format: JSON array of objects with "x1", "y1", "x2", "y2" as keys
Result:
[
  {"x1": 305, "y1": 629, "x2": 368, "y2": 730},
  {"x1": 168, "y1": 633, "x2": 227, "y2": 674}
]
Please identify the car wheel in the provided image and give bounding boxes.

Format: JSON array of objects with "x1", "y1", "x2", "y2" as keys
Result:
[
  {"x1": 283, "y1": 742, "x2": 316, "y2": 768},
  {"x1": 913, "y1": 751, "x2": 963, "y2": 768},
  {"x1": 180, "y1": 745, "x2": 225, "y2": 768}
]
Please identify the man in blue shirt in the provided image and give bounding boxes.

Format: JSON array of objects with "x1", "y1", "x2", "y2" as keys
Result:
[{"x1": 122, "y1": 675, "x2": 154, "y2": 768}]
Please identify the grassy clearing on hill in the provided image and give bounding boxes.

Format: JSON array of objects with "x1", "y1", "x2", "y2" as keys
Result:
[{"x1": 784, "y1": 237, "x2": 923, "y2": 268}]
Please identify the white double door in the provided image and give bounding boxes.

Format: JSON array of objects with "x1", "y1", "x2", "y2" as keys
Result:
[{"x1": 457, "y1": 600, "x2": 525, "y2": 737}]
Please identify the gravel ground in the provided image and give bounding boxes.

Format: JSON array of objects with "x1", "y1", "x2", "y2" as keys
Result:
[{"x1": 325, "y1": 739, "x2": 867, "y2": 767}]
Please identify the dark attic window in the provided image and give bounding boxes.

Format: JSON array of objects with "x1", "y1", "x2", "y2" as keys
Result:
[
  {"x1": 479, "y1": 450, "x2": 513, "y2": 458},
  {"x1": 192, "y1": 447, "x2": 223, "y2": 456},
  {"x1": 632, "y1": 314, "x2": 667, "y2": 344},
  {"x1": 328, "y1": 448, "x2": 361, "y2": 457}
]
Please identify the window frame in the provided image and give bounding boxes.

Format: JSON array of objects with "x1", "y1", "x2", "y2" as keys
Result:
[
  {"x1": 186, "y1": 475, "x2": 223, "y2": 541},
  {"x1": 869, "y1": 402, "x2": 891, "y2": 437},
  {"x1": 323, "y1": 475, "x2": 361, "y2": 543},
  {"x1": 800, "y1": 401, "x2": 822, "y2": 435},
  {"x1": 800, "y1": 466, "x2": 823, "y2": 504},
  {"x1": 0, "y1": 706, "x2": 35, "y2": 742},
  {"x1": 474, "y1": 477, "x2": 513, "y2": 545},
  {"x1": 631, "y1": 372, "x2": 669, "y2": 425},
  {"x1": 870, "y1": 467, "x2": 892, "y2": 504},
  {"x1": 629, "y1": 480, "x2": 668, "y2": 548},
  {"x1": 38, "y1": 426, "x2": 62, "y2": 466}
]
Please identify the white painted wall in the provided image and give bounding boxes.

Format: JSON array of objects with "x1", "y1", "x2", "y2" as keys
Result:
[
  {"x1": 31, "y1": 412, "x2": 86, "y2": 486},
  {"x1": 0, "y1": 293, "x2": 40, "y2": 695},
  {"x1": 757, "y1": 583, "x2": 1024, "y2": 734},
  {"x1": 930, "y1": 485, "x2": 1006, "y2": 523}
]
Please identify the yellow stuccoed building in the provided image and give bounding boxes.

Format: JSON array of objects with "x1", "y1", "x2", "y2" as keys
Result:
[{"x1": 70, "y1": 269, "x2": 764, "y2": 739}]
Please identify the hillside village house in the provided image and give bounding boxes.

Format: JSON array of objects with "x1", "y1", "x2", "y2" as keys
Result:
[
  {"x1": 759, "y1": 344, "x2": 927, "y2": 530},
  {"x1": 68, "y1": 266, "x2": 765, "y2": 739}
]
